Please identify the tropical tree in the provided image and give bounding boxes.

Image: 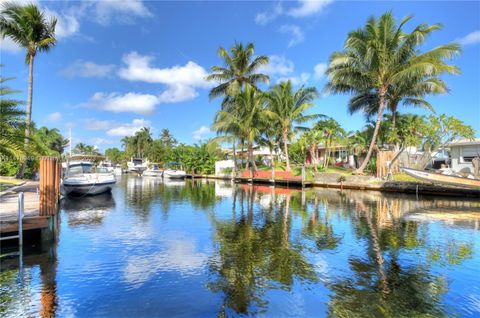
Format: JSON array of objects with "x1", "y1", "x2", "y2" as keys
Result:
[
  {"x1": 206, "y1": 42, "x2": 269, "y2": 100},
  {"x1": 1, "y1": 2, "x2": 57, "y2": 177},
  {"x1": 213, "y1": 84, "x2": 268, "y2": 172},
  {"x1": 72, "y1": 143, "x2": 100, "y2": 156},
  {"x1": 159, "y1": 129, "x2": 177, "y2": 148},
  {"x1": 207, "y1": 42, "x2": 269, "y2": 172},
  {"x1": 326, "y1": 11, "x2": 460, "y2": 173},
  {"x1": 313, "y1": 118, "x2": 346, "y2": 168},
  {"x1": 0, "y1": 74, "x2": 25, "y2": 160},
  {"x1": 266, "y1": 81, "x2": 320, "y2": 171},
  {"x1": 34, "y1": 127, "x2": 68, "y2": 155}
]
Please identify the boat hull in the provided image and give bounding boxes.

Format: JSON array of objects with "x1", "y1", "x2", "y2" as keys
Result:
[
  {"x1": 402, "y1": 167, "x2": 480, "y2": 190},
  {"x1": 143, "y1": 170, "x2": 163, "y2": 177},
  {"x1": 163, "y1": 170, "x2": 186, "y2": 179},
  {"x1": 63, "y1": 181, "x2": 116, "y2": 196}
]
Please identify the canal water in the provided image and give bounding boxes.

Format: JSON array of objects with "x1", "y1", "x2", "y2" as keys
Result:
[{"x1": 1, "y1": 176, "x2": 479, "y2": 317}]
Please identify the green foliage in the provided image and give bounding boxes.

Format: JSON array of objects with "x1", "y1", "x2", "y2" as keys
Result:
[
  {"x1": 105, "y1": 147, "x2": 124, "y2": 165},
  {"x1": 326, "y1": 11, "x2": 460, "y2": 173},
  {"x1": 170, "y1": 141, "x2": 222, "y2": 175},
  {"x1": 72, "y1": 142, "x2": 100, "y2": 156}
]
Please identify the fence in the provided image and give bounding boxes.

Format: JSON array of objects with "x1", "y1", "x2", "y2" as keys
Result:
[{"x1": 376, "y1": 151, "x2": 400, "y2": 179}]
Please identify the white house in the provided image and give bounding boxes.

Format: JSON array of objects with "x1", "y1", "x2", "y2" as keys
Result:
[{"x1": 447, "y1": 139, "x2": 480, "y2": 174}]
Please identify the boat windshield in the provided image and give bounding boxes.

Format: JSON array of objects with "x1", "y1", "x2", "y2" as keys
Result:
[
  {"x1": 68, "y1": 163, "x2": 92, "y2": 175},
  {"x1": 133, "y1": 159, "x2": 143, "y2": 165},
  {"x1": 96, "y1": 167, "x2": 109, "y2": 173},
  {"x1": 152, "y1": 164, "x2": 159, "y2": 170}
]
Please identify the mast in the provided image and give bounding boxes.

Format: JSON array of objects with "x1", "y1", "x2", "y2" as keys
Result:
[{"x1": 69, "y1": 128, "x2": 72, "y2": 156}]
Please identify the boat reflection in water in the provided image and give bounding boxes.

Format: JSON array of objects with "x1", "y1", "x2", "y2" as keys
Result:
[
  {"x1": 61, "y1": 193, "x2": 116, "y2": 227},
  {"x1": 1, "y1": 176, "x2": 479, "y2": 317}
]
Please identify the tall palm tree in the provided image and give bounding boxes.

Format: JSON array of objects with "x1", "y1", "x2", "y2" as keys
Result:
[
  {"x1": 1, "y1": 2, "x2": 57, "y2": 177},
  {"x1": 313, "y1": 118, "x2": 346, "y2": 168},
  {"x1": 326, "y1": 12, "x2": 460, "y2": 173},
  {"x1": 348, "y1": 76, "x2": 447, "y2": 132},
  {"x1": 266, "y1": 81, "x2": 320, "y2": 172},
  {"x1": 0, "y1": 74, "x2": 25, "y2": 159},
  {"x1": 208, "y1": 42, "x2": 269, "y2": 172},
  {"x1": 213, "y1": 84, "x2": 268, "y2": 172},
  {"x1": 206, "y1": 42, "x2": 269, "y2": 100}
]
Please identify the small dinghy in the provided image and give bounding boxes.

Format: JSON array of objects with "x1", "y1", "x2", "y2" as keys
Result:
[{"x1": 401, "y1": 167, "x2": 480, "y2": 190}]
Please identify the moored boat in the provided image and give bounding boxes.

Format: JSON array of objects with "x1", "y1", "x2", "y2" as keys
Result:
[
  {"x1": 63, "y1": 161, "x2": 117, "y2": 196},
  {"x1": 127, "y1": 158, "x2": 148, "y2": 175},
  {"x1": 401, "y1": 167, "x2": 480, "y2": 190},
  {"x1": 163, "y1": 162, "x2": 186, "y2": 179},
  {"x1": 143, "y1": 163, "x2": 163, "y2": 177}
]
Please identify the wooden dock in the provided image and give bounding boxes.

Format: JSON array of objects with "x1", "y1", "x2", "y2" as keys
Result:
[{"x1": 1, "y1": 157, "x2": 61, "y2": 245}]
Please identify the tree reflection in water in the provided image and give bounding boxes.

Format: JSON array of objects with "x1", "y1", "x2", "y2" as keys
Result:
[{"x1": 207, "y1": 184, "x2": 476, "y2": 317}]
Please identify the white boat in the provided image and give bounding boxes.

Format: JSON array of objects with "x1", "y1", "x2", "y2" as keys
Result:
[
  {"x1": 163, "y1": 162, "x2": 186, "y2": 179},
  {"x1": 98, "y1": 160, "x2": 114, "y2": 173},
  {"x1": 114, "y1": 165, "x2": 123, "y2": 176},
  {"x1": 127, "y1": 158, "x2": 148, "y2": 174},
  {"x1": 63, "y1": 159, "x2": 116, "y2": 196},
  {"x1": 401, "y1": 167, "x2": 480, "y2": 190},
  {"x1": 143, "y1": 163, "x2": 163, "y2": 177}
]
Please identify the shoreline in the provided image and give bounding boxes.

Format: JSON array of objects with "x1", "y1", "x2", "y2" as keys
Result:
[{"x1": 186, "y1": 174, "x2": 480, "y2": 198}]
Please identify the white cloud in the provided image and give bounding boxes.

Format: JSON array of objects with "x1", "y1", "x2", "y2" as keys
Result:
[
  {"x1": 92, "y1": 0, "x2": 152, "y2": 25},
  {"x1": 118, "y1": 51, "x2": 211, "y2": 103},
  {"x1": 0, "y1": 37, "x2": 22, "y2": 53},
  {"x1": 258, "y1": 55, "x2": 295, "y2": 77},
  {"x1": 255, "y1": 2, "x2": 283, "y2": 25},
  {"x1": 50, "y1": 11, "x2": 80, "y2": 39},
  {"x1": 82, "y1": 92, "x2": 160, "y2": 115},
  {"x1": 45, "y1": 112, "x2": 62, "y2": 123},
  {"x1": 90, "y1": 137, "x2": 113, "y2": 147},
  {"x1": 192, "y1": 126, "x2": 211, "y2": 141},
  {"x1": 106, "y1": 119, "x2": 150, "y2": 137},
  {"x1": 60, "y1": 60, "x2": 116, "y2": 78},
  {"x1": 313, "y1": 62, "x2": 327, "y2": 80},
  {"x1": 457, "y1": 30, "x2": 480, "y2": 46},
  {"x1": 255, "y1": 0, "x2": 332, "y2": 25},
  {"x1": 280, "y1": 25, "x2": 305, "y2": 47},
  {"x1": 84, "y1": 119, "x2": 115, "y2": 130},
  {"x1": 288, "y1": 0, "x2": 333, "y2": 18},
  {"x1": 277, "y1": 72, "x2": 311, "y2": 86}
]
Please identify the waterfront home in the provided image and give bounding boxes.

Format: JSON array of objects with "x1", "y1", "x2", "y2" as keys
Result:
[{"x1": 446, "y1": 139, "x2": 480, "y2": 175}]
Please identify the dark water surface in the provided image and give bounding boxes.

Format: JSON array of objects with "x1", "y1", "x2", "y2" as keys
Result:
[{"x1": 1, "y1": 176, "x2": 480, "y2": 317}]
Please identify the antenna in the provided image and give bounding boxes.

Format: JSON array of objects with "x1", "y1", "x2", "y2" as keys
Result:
[{"x1": 69, "y1": 128, "x2": 72, "y2": 156}]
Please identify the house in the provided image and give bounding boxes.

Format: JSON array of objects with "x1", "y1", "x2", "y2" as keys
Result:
[
  {"x1": 306, "y1": 144, "x2": 352, "y2": 167},
  {"x1": 447, "y1": 139, "x2": 480, "y2": 174}
]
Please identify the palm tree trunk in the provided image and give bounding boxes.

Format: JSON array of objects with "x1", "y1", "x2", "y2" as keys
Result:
[
  {"x1": 232, "y1": 140, "x2": 237, "y2": 177},
  {"x1": 283, "y1": 130, "x2": 291, "y2": 172},
  {"x1": 356, "y1": 87, "x2": 387, "y2": 174},
  {"x1": 270, "y1": 145, "x2": 275, "y2": 180},
  {"x1": 18, "y1": 54, "x2": 35, "y2": 179}
]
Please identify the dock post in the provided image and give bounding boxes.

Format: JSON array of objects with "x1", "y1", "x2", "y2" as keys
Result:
[{"x1": 18, "y1": 192, "x2": 24, "y2": 247}]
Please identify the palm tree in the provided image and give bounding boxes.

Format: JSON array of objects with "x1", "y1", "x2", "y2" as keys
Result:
[
  {"x1": 0, "y1": 74, "x2": 25, "y2": 159},
  {"x1": 206, "y1": 42, "x2": 269, "y2": 100},
  {"x1": 326, "y1": 12, "x2": 460, "y2": 174},
  {"x1": 213, "y1": 85, "x2": 268, "y2": 172},
  {"x1": 34, "y1": 127, "x2": 68, "y2": 155},
  {"x1": 266, "y1": 81, "x2": 320, "y2": 172},
  {"x1": 207, "y1": 42, "x2": 269, "y2": 172},
  {"x1": 1, "y1": 2, "x2": 57, "y2": 177},
  {"x1": 313, "y1": 118, "x2": 346, "y2": 168}
]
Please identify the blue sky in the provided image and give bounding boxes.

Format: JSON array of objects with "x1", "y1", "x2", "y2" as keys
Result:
[{"x1": 1, "y1": 0, "x2": 479, "y2": 151}]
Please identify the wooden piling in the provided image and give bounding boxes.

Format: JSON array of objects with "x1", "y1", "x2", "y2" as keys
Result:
[{"x1": 39, "y1": 157, "x2": 61, "y2": 216}]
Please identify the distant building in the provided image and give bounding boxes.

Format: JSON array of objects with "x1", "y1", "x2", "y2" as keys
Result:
[{"x1": 447, "y1": 139, "x2": 480, "y2": 174}]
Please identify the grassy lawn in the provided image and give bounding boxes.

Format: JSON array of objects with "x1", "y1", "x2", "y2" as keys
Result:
[
  {"x1": 0, "y1": 178, "x2": 23, "y2": 192},
  {"x1": 392, "y1": 172, "x2": 422, "y2": 183}
]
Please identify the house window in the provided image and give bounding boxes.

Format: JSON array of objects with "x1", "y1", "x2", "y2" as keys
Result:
[{"x1": 460, "y1": 146, "x2": 480, "y2": 163}]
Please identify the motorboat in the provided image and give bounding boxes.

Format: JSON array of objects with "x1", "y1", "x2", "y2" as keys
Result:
[
  {"x1": 98, "y1": 159, "x2": 114, "y2": 173},
  {"x1": 143, "y1": 163, "x2": 163, "y2": 177},
  {"x1": 163, "y1": 162, "x2": 186, "y2": 179},
  {"x1": 63, "y1": 157, "x2": 116, "y2": 196},
  {"x1": 114, "y1": 164, "x2": 123, "y2": 176},
  {"x1": 127, "y1": 158, "x2": 148, "y2": 175},
  {"x1": 401, "y1": 167, "x2": 480, "y2": 190}
]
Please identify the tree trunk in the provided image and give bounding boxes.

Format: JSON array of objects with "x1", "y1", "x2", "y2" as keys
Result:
[
  {"x1": 18, "y1": 54, "x2": 35, "y2": 179},
  {"x1": 232, "y1": 140, "x2": 237, "y2": 177},
  {"x1": 355, "y1": 87, "x2": 387, "y2": 174},
  {"x1": 270, "y1": 145, "x2": 275, "y2": 180},
  {"x1": 283, "y1": 130, "x2": 291, "y2": 172}
]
